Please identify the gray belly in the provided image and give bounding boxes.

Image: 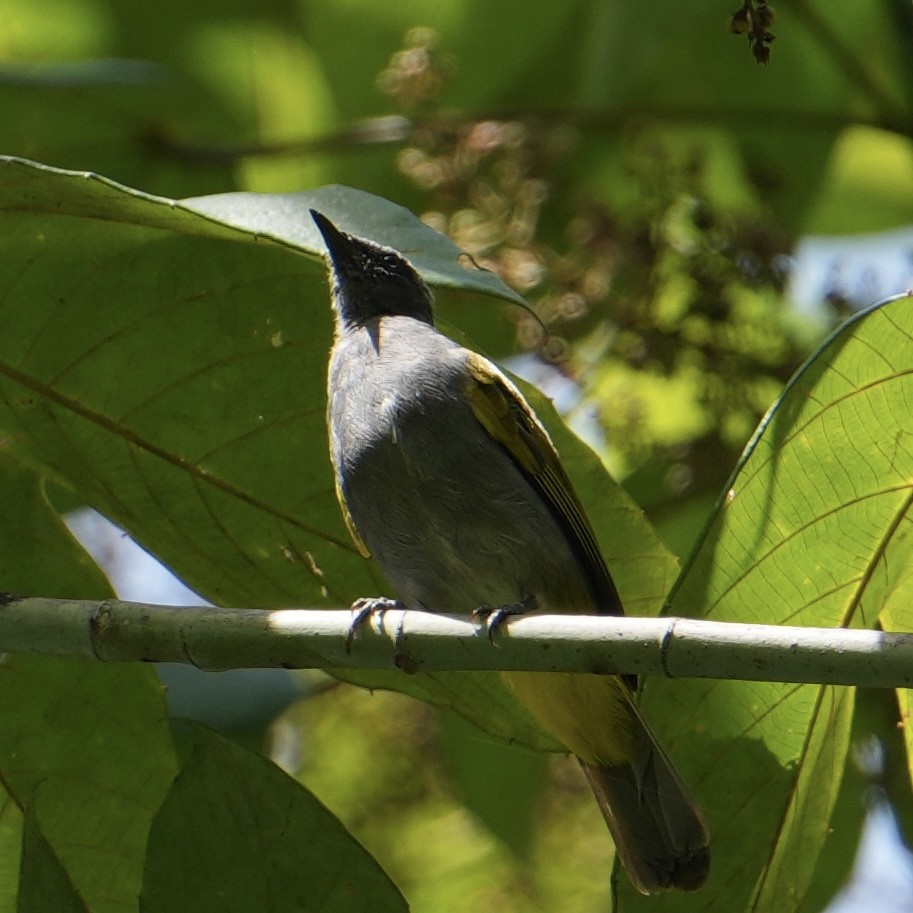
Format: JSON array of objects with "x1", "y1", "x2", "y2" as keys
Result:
[{"x1": 332, "y1": 371, "x2": 584, "y2": 614}]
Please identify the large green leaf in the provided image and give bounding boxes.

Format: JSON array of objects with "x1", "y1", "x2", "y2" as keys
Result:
[
  {"x1": 0, "y1": 157, "x2": 677, "y2": 751},
  {"x1": 0, "y1": 457, "x2": 112, "y2": 600},
  {"x1": 0, "y1": 448, "x2": 402, "y2": 911},
  {"x1": 618, "y1": 292, "x2": 913, "y2": 911},
  {"x1": 0, "y1": 657, "x2": 177, "y2": 913},
  {"x1": 0, "y1": 157, "x2": 517, "y2": 609},
  {"x1": 0, "y1": 453, "x2": 178, "y2": 913},
  {"x1": 140, "y1": 725, "x2": 407, "y2": 913}
]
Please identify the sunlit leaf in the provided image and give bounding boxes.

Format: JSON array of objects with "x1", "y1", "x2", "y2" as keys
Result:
[{"x1": 619, "y1": 292, "x2": 913, "y2": 911}]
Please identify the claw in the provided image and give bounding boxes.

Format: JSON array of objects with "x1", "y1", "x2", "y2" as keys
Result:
[
  {"x1": 346, "y1": 597, "x2": 404, "y2": 653},
  {"x1": 473, "y1": 594, "x2": 537, "y2": 643}
]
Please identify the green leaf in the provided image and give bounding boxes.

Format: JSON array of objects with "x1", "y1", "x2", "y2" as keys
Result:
[
  {"x1": 803, "y1": 126, "x2": 913, "y2": 234},
  {"x1": 140, "y1": 725, "x2": 407, "y2": 913},
  {"x1": 0, "y1": 799, "x2": 23, "y2": 913},
  {"x1": 618, "y1": 292, "x2": 913, "y2": 911},
  {"x1": 0, "y1": 157, "x2": 518, "y2": 610},
  {"x1": 752, "y1": 686, "x2": 855, "y2": 911},
  {"x1": 183, "y1": 183, "x2": 525, "y2": 306},
  {"x1": 0, "y1": 456, "x2": 111, "y2": 599},
  {"x1": 675, "y1": 293, "x2": 913, "y2": 631},
  {"x1": 798, "y1": 687, "x2": 913, "y2": 913},
  {"x1": 0, "y1": 158, "x2": 677, "y2": 751},
  {"x1": 0, "y1": 657, "x2": 177, "y2": 913},
  {"x1": 17, "y1": 805, "x2": 89, "y2": 913},
  {"x1": 0, "y1": 453, "x2": 173, "y2": 913},
  {"x1": 575, "y1": 1, "x2": 913, "y2": 229}
]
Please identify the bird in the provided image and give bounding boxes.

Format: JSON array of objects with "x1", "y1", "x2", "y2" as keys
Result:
[{"x1": 312, "y1": 209, "x2": 710, "y2": 893}]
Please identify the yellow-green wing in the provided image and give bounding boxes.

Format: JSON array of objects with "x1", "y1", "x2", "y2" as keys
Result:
[{"x1": 464, "y1": 352, "x2": 624, "y2": 616}]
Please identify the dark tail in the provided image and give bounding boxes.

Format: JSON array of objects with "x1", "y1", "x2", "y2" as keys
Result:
[{"x1": 580, "y1": 709, "x2": 710, "y2": 894}]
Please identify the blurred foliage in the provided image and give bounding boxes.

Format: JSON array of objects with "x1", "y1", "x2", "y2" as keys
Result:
[
  {"x1": 277, "y1": 685, "x2": 614, "y2": 913},
  {"x1": 382, "y1": 48, "x2": 832, "y2": 479},
  {"x1": 2, "y1": 0, "x2": 913, "y2": 911},
  {"x1": 360, "y1": 25, "x2": 862, "y2": 526}
]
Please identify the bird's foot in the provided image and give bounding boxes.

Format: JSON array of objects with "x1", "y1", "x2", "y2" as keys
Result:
[
  {"x1": 346, "y1": 597, "x2": 404, "y2": 653},
  {"x1": 473, "y1": 594, "x2": 537, "y2": 643}
]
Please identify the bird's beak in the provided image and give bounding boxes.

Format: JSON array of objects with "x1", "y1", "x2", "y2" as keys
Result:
[{"x1": 310, "y1": 210, "x2": 357, "y2": 273}]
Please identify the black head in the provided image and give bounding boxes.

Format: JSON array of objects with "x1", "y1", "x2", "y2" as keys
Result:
[{"x1": 311, "y1": 210, "x2": 435, "y2": 331}]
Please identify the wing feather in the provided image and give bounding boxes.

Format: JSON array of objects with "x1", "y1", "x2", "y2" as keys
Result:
[{"x1": 464, "y1": 352, "x2": 624, "y2": 616}]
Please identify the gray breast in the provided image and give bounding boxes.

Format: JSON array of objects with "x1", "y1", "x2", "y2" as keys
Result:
[{"x1": 328, "y1": 317, "x2": 583, "y2": 613}]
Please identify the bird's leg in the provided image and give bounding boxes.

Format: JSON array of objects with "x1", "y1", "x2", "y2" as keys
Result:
[
  {"x1": 473, "y1": 594, "x2": 538, "y2": 643},
  {"x1": 346, "y1": 596, "x2": 404, "y2": 652}
]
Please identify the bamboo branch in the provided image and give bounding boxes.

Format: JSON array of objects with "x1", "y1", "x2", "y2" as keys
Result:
[{"x1": 0, "y1": 595, "x2": 910, "y2": 687}]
